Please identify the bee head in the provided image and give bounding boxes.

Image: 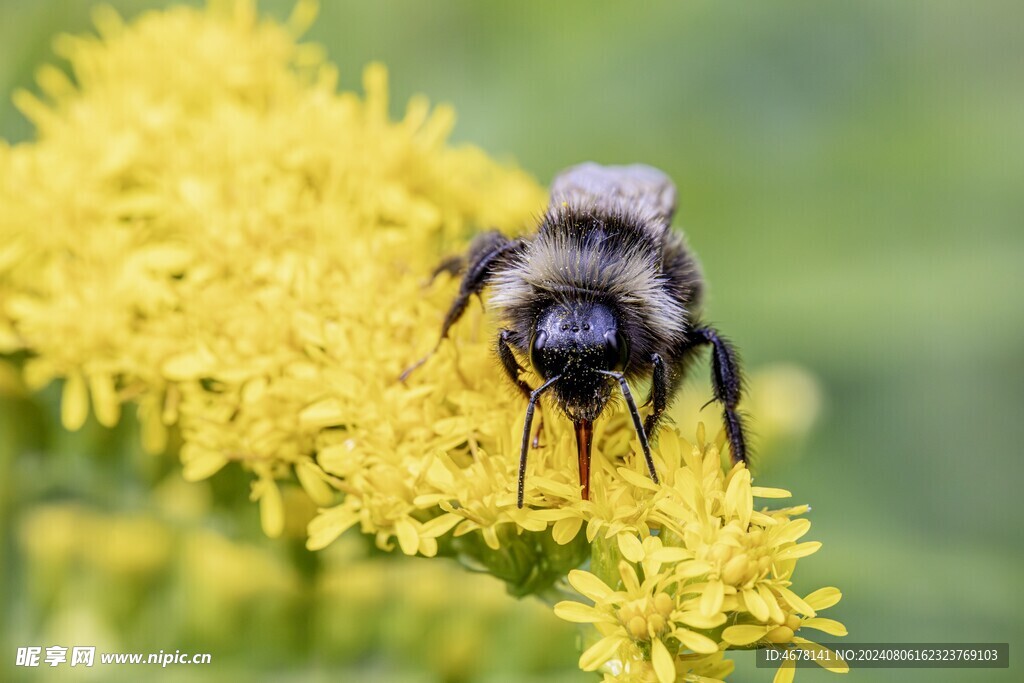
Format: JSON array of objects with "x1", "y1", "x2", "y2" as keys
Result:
[{"x1": 529, "y1": 302, "x2": 629, "y2": 421}]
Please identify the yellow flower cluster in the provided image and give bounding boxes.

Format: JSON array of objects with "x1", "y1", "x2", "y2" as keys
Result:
[
  {"x1": 0, "y1": 0, "x2": 543, "y2": 540},
  {"x1": 0, "y1": 2, "x2": 844, "y2": 680},
  {"x1": 554, "y1": 428, "x2": 847, "y2": 682}
]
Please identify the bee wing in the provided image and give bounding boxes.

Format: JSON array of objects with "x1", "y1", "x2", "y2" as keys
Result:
[{"x1": 549, "y1": 162, "x2": 677, "y2": 236}]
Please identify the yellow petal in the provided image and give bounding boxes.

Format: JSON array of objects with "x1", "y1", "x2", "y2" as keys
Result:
[
  {"x1": 568, "y1": 570, "x2": 614, "y2": 602},
  {"x1": 482, "y1": 526, "x2": 500, "y2": 550},
  {"x1": 394, "y1": 518, "x2": 419, "y2": 555},
  {"x1": 675, "y1": 611, "x2": 726, "y2": 630},
  {"x1": 419, "y1": 513, "x2": 461, "y2": 538},
  {"x1": 618, "y1": 532, "x2": 644, "y2": 562},
  {"x1": 578, "y1": 635, "x2": 626, "y2": 672},
  {"x1": 720, "y1": 626, "x2": 770, "y2": 647},
  {"x1": 722, "y1": 624, "x2": 769, "y2": 646},
  {"x1": 700, "y1": 580, "x2": 724, "y2": 616},
  {"x1": 776, "y1": 586, "x2": 816, "y2": 618},
  {"x1": 619, "y1": 561, "x2": 641, "y2": 594},
  {"x1": 675, "y1": 560, "x2": 712, "y2": 579},
  {"x1": 752, "y1": 486, "x2": 792, "y2": 498},
  {"x1": 88, "y1": 373, "x2": 120, "y2": 427},
  {"x1": 674, "y1": 628, "x2": 720, "y2": 654},
  {"x1": 553, "y1": 601, "x2": 614, "y2": 624},
  {"x1": 804, "y1": 586, "x2": 843, "y2": 611},
  {"x1": 760, "y1": 584, "x2": 787, "y2": 624},
  {"x1": 286, "y1": 0, "x2": 319, "y2": 36},
  {"x1": 650, "y1": 546, "x2": 691, "y2": 564},
  {"x1": 306, "y1": 506, "x2": 359, "y2": 551},
  {"x1": 774, "y1": 518, "x2": 811, "y2": 545},
  {"x1": 801, "y1": 617, "x2": 848, "y2": 636},
  {"x1": 418, "y1": 536, "x2": 438, "y2": 558},
  {"x1": 296, "y1": 460, "x2": 335, "y2": 506},
  {"x1": 773, "y1": 659, "x2": 795, "y2": 683},
  {"x1": 161, "y1": 348, "x2": 215, "y2": 381},
  {"x1": 298, "y1": 398, "x2": 346, "y2": 428},
  {"x1": 651, "y1": 637, "x2": 675, "y2": 683},
  {"x1": 180, "y1": 444, "x2": 228, "y2": 481},
  {"x1": 257, "y1": 479, "x2": 284, "y2": 538},
  {"x1": 617, "y1": 467, "x2": 661, "y2": 491},
  {"x1": 792, "y1": 638, "x2": 849, "y2": 673},
  {"x1": 552, "y1": 516, "x2": 584, "y2": 545},
  {"x1": 775, "y1": 541, "x2": 822, "y2": 561},
  {"x1": 744, "y1": 588, "x2": 770, "y2": 622},
  {"x1": 724, "y1": 466, "x2": 752, "y2": 524},
  {"x1": 138, "y1": 397, "x2": 167, "y2": 454},
  {"x1": 61, "y1": 371, "x2": 89, "y2": 431}
]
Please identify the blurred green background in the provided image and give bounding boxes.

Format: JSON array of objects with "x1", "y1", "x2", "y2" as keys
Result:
[{"x1": 2, "y1": 0, "x2": 1022, "y2": 681}]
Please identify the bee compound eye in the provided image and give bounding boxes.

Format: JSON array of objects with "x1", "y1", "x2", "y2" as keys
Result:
[
  {"x1": 529, "y1": 329, "x2": 549, "y2": 377},
  {"x1": 603, "y1": 329, "x2": 629, "y2": 372}
]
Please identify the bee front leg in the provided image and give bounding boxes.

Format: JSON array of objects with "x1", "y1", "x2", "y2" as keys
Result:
[
  {"x1": 643, "y1": 353, "x2": 668, "y2": 438},
  {"x1": 518, "y1": 376, "x2": 562, "y2": 508},
  {"x1": 497, "y1": 329, "x2": 533, "y2": 399},
  {"x1": 497, "y1": 329, "x2": 545, "y2": 448}
]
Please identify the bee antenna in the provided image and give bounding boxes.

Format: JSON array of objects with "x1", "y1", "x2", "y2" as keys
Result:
[
  {"x1": 517, "y1": 375, "x2": 561, "y2": 508},
  {"x1": 598, "y1": 370, "x2": 659, "y2": 486}
]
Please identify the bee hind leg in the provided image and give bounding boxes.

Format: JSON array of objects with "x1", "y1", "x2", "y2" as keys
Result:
[
  {"x1": 399, "y1": 231, "x2": 521, "y2": 382},
  {"x1": 688, "y1": 326, "x2": 748, "y2": 465}
]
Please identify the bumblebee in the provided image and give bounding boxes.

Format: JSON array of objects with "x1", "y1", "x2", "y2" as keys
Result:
[{"x1": 403, "y1": 163, "x2": 747, "y2": 507}]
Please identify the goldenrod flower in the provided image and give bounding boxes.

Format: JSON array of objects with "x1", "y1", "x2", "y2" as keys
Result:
[
  {"x1": 1, "y1": 2, "x2": 844, "y2": 679},
  {"x1": 552, "y1": 428, "x2": 845, "y2": 682},
  {"x1": 0, "y1": 0, "x2": 542, "y2": 542}
]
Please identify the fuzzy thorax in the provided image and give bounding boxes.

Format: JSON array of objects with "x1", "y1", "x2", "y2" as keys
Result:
[{"x1": 490, "y1": 205, "x2": 690, "y2": 377}]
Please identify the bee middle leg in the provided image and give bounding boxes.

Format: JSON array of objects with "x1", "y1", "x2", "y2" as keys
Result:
[
  {"x1": 643, "y1": 353, "x2": 668, "y2": 437},
  {"x1": 599, "y1": 370, "x2": 659, "y2": 485}
]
